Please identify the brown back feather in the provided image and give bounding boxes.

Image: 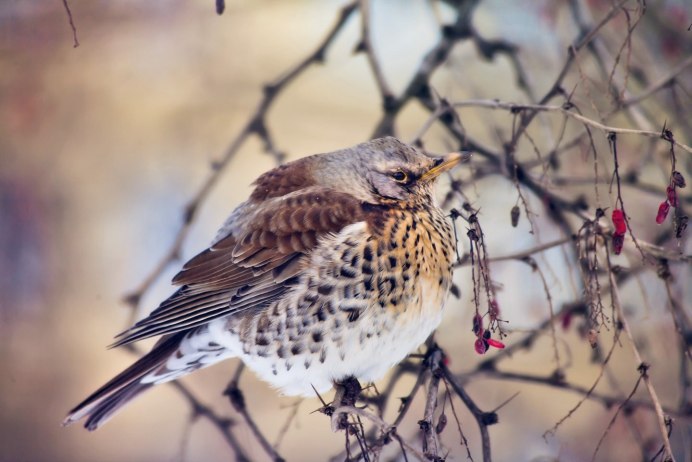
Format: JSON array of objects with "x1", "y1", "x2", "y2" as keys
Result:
[
  {"x1": 249, "y1": 157, "x2": 315, "y2": 201},
  {"x1": 111, "y1": 188, "x2": 366, "y2": 347}
]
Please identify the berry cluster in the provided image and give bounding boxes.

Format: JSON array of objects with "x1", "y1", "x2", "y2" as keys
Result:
[
  {"x1": 656, "y1": 171, "x2": 686, "y2": 225},
  {"x1": 472, "y1": 311, "x2": 505, "y2": 355}
]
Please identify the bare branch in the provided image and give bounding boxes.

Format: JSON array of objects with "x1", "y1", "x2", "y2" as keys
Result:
[
  {"x1": 451, "y1": 99, "x2": 692, "y2": 154},
  {"x1": 441, "y1": 364, "x2": 495, "y2": 462},
  {"x1": 357, "y1": 0, "x2": 395, "y2": 107},
  {"x1": 606, "y1": 262, "x2": 676, "y2": 461}
]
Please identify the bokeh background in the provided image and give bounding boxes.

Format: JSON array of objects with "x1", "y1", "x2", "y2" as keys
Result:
[{"x1": 1, "y1": 0, "x2": 690, "y2": 461}]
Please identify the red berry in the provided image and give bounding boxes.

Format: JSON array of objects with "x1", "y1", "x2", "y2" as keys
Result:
[
  {"x1": 666, "y1": 186, "x2": 679, "y2": 207},
  {"x1": 612, "y1": 232, "x2": 624, "y2": 255},
  {"x1": 656, "y1": 201, "x2": 670, "y2": 224},
  {"x1": 486, "y1": 338, "x2": 505, "y2": 349},
  {"x1": 611, "y1": 209, "x2": 626, "y2": 234},
  {"x1": 561, "y1": 311, "x2": 573, "y2": 331},
  {"x1": 474, "y1": 338, "x2": 487, "y2": 355}
]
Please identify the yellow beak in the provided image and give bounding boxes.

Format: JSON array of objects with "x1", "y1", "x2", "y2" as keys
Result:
[{"x1": 420, "y1": 151, "x2": 469, "y2": 182}]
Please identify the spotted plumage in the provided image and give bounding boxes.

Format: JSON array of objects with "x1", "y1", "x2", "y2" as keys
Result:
[{"x1": 64, "y1": 137, "x2": 463, "y2": 430}]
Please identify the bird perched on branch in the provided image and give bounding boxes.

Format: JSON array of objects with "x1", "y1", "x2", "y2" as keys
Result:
[{"x1": 64, "y1": 137, "x2": 465, "y2": 430}]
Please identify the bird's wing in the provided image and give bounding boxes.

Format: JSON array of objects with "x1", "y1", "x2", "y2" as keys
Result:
[{"x1": 111, "y1": 188, "x2": 366, "y2": 347}]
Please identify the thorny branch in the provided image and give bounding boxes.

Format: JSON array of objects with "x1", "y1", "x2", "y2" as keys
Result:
[{"x1": 117, "y1": 0, "x2": 691, "y2": 460}]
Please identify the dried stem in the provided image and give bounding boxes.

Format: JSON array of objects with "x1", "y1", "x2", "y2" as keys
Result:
[{"x1": 606, "y1": 263, "x2": 676, "y2": 461}]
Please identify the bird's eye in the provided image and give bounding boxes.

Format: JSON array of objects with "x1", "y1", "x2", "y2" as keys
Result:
[{"x1": 391, "y1": 170, "x2": 409, "y2": 183}]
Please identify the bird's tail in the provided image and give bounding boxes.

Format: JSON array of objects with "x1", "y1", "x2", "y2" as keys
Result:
[{"x1": 63, "y1": 332, "x2": 187, "y2": 431}]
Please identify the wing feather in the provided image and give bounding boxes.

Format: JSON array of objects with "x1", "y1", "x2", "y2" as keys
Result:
[{"x1": 112, "y1": 188, "x2": 365, "y2": 347}]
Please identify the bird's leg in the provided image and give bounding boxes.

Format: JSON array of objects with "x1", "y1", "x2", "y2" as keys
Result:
[{"x1": 331, "y1": 376, "x2": 361, "y2": 432}]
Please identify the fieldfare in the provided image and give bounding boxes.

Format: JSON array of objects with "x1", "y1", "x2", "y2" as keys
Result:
[{"x1": 64, "y1": 137, "x2": 464, "y2": 430}]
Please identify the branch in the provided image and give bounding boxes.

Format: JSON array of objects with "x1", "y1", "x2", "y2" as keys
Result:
[
  {"x1": 472, "y1": 369, "x2": 689, "y2": 419},
  {"x1": 590, "y1": 375, "x2": 643, "y2": 461},
  {"x1": 169, "y1": 381, "x2": 252, "y2": 462},
  {"x1": 505, "y1": 0, "x2": 633, "y2": 151},
  {"x1": 441, "y1": 364, "x2": 495, "y2": 462},
  {"x1": 371, "y1": 1, "x2": 479, "y2": 137},
  {"x1": 357, "y1": 0, "x2": 395, "y2": 108},
  {"x1": 618, "y1": 55, "x2": 692, "y2": 109},
  {"x1": 421, "y1": 349, "x2": 442, "y2": 459},
  {"x1": 607, "y1": 262, "x2": 676, "y2": 461},
  {"x1": 451, "y1": 99, "x2": 692, "y2": 154},
  {"x1": 330, "y1": 405, "x2": 428, "y2": 461},
  {"x1": 121, "y1": 345, "x2": 251, "y2": 460},
  {"x1": 224, "y1": 365, "x2": 286, "y2": 462}
]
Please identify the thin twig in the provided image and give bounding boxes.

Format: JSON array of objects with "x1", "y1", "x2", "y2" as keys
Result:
[
  {"x1": 469, "y1": 370, "x2": 685, "y2": 418},
  {"x1": 357, "y1": 0, "x2": 395, "y2": 106},
  {"x1": 618, "y1": 54, "x2": 692, "y2": 109},
  {"x1": 121, "y1": 345, "x2": 250, "y2": 461},
  {"x1": 273, "y1": 399, "x2": 303, "y2": 451},
  {"x1": 607, "y1": 263, "x2": 676, "y2": 461},
  {"x1": 543, "y1": 330, "x2": 621, "y2": 438},
  {"x1": 331, "y1": 406, "x2": 429, "y2": 461},
  {"x1": 371, "y1": 0, "x2": 480, "y2": 137},
  {"x1": 61, "y1": 0, "x2": 79, "y2": 48},
  {"x1": 169, "y1": 381, "x2": 251, "y2": 462},
  {"x1": 441, "y1": 364, "x2": 494, "y2": 462},
  {"x1": 507, "y1": 0, "x2": 633, "y2": 147},
  {"x1": 451, "y1": 99, "x2": 692, "y2": 154},
  {"x1": 590, "y1": 375, "x2": 643, "y2": 461},
  {"x1": 224, "y1": 364, "x2": 286, "y2": 462}
]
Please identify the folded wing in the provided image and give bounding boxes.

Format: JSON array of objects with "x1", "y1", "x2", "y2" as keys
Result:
[{"x1": 111, "y1": 188, "x2": 366, "y2": 347}]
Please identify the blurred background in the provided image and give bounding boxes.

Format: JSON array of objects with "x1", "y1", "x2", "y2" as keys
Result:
[{"x1": 1, "y1": 0, "x2": 690, "y2": 461}]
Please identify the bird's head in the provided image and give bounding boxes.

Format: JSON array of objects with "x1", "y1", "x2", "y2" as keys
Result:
[
  {"x1": 250, "y1": 137, "x2": 467, "y2": 207},
  {"x1": 314, "y1": 137, "x2": 467, "y2": 207}
]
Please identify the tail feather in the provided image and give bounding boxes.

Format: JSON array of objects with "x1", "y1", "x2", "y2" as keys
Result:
[
  {"x1": 63, "y1": 332, "x2": 186, "y2": 430},
  {"x1": 83, "y1": 381, "x2": 152, "y2": 430}
]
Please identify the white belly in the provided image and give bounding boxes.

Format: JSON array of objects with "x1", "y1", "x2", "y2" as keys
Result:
[{"x1": 207, "y1": 277, "x2": 447, "y2": 397}]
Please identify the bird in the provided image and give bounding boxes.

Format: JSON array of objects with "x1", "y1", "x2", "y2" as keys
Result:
[{"x1": 63, "y1": 137, "x2": 464, "y2": 430}]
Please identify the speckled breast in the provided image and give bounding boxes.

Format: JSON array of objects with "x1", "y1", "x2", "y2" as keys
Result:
[{"x1": 225, "y1": 204, "x2": 456, "y2": 396}]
